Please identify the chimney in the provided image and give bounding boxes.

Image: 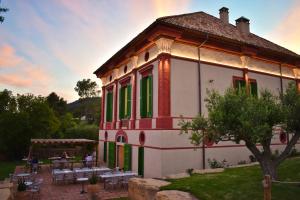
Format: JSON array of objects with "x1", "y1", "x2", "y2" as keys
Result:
[
  {"x1": 236, "y1": 16, "x2": 250, "y2": 35},
  {"x1": 219, "y1": 7, "x2": 229, "y2": 24}
]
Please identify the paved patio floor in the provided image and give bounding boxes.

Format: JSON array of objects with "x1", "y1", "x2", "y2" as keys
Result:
[{"x1": 14, "y1": 165, "x2": 128, "y2": 200}]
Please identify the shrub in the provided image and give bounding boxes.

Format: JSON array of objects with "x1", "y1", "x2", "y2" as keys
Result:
[
  {"x1": 237, "y1": 160, "x2": 247, "y2": 165},
  {"x1": 186, "y1": 168, "x2": 194, "y2": 176},
  {"x1": 89, "y1": 174, "x2": 98, "y2": 184},
  {"x1": 208, "y1": 158, "x2": 227, "y2": 168},
  {"x1": 249, "y1": 155, "x2": 257, "y2": 163},
  {"x1": 17, "y1": 180, "x2": 26, "y2": 191}
]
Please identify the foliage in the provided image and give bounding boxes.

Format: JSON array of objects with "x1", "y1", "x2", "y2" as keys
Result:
[
  {"x1": 89, "y1": 173, "x2": 98, "y2": 184},
  {"x1": 63, "y1": 122, "x2": 98, "y2": 140},
  {"x1": 186, "y1": 168, "x2": 194, "y2": 176},
  {"x1": 0, "y1": 91, "x2": 60, "y2": 160},
  {"x1": 161, "y1": 158, "x2": 300, "y2": 200},
  {"x1": 0, "y1": 5, "x2": 9, "y2": 23},
  {"x1": 208, "y1": 158, "x2": 227, "y2": 168},
  {"x1": 74, "y1": 79, "x2": 99, "y2": 99},
  {"x1": 46, "y1": 92, "x2": 67, "y2": 116},
  {"x1": 0, "y1": 161, "x2": 21, "y2": 181},
  {"x1": 179, "y1": 83, "x2": 300, "y2": 180},
  {"x1": 237, "y1": 160, "x2": 247, "y2": 165}
]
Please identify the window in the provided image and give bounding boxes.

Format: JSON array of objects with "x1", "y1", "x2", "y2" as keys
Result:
[
  {"x1": 119, "y1": 84, "x2": 131, "y2": 119},
  {"x1": 140, "y1": 75, "x2": 153, "y2": 118},
  {"x1": 233, "y1": 77, "x2": 257, "y2": 97},
  {"x1": 106, "y1": 91, "x2": 113, "y2": 122}
]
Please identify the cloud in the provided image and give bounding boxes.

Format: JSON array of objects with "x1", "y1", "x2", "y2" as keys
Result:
[
  {"x1": 267, "y1": 1, "x2": 300, "y2": 54},
  {"x1": 0, "y1": 44, "x2": 50, "y2": 88},
  {"x1": 0, "y1": 74, "x2": 32, "y2": 87},
  {"x1": 153, "y1": 0, "x2": 191, "y2": 17},
  {"x1": 0, "y1": 44, "x2": 22, "y2": 67}
]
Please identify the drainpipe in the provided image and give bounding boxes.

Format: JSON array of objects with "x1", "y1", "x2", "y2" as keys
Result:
[
  {"x1": 279, "y1": 64, "x2": 290, "y2": 144},
  {"x1": 198, "y1": 34, "x2": 209, "y2": 169}
]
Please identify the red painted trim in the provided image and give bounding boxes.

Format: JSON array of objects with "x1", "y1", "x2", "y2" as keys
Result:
[
  {"x1": 119, "y1": 76, "x2": 131, "y2": 86},
  {"x1": 158, "y1": 53, "x2": 171, "y2": 129},
  {"x1": 100, "y1": 86, "x2": 106, "y2": 129},
  {"x1": 131, "y1": 69, "x2": 137, "y2": 129},
  {"x1": 105, "y1": 122, "x2": 112, "y2": 130},
  {"x1": 156, "y1": 117, "x2": 172, "y2": 129},
  {"x1": 139, "y1": 118, "x2": 152, "y2": 129},
  {"x1": 171, "y1": 55, "x2": 296, "y2": 80},
  {"x1": 139, "y1": 65, "x2": 153, "y2": 77},
  {"x1": 113, "y1": 81, "x2": 118, "y2": 129},
  {"x1": 99, "y1": 139, "x2": 296, "y2": 150},
  {"x1": 119, "y1": 119, "x2": 129, "y2": 129},
  {"x1": 106, "y1": 85, "x2": 114, "y2": 91}
]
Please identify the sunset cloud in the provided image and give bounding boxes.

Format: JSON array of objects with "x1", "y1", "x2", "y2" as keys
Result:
[
  {"x1": 0, "y1": 74, "x2": 32, "y2": 87},
  {"x1": 267, "y1": 1, "x2": 300, "y2": 54},
  {"x1": 0, "y1": 44, "x2": 22, "y2": 67}
]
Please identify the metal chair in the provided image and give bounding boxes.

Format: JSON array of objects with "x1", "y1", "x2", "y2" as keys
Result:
[{"x1": 64, "y1": 173, "x2": 74, "y2": 184}]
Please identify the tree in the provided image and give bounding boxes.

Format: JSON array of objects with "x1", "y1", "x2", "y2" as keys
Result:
[
  {"x1": 180, "y1": 83, "x2": 300, "y2": 180},
  {"x1": 74, "y1": 79, "x2": 98, "y2": 99},
  {"x1": 0, "y1": 1, "x2": 9, "y2": 23},
  {"x1": 46, "y1": 92, "x2": 67, "y2": 116}
]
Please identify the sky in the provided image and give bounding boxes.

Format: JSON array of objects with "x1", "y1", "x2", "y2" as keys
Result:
[{"x1": 0, "y1": 0, "x2": 300, "y2": 102}]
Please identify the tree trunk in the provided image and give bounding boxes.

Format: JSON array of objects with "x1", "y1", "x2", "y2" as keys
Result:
[{"x1": 259, "y1": 159, "x2": 278, "y2": 180}]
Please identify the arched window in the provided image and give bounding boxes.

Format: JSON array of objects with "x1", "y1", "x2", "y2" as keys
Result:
[{"x1": 115, "y1": 130, "x2": 128, "y2": 143}]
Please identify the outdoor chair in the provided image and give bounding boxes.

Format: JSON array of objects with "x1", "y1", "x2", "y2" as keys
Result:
[
  {"x1": 105, "y1": 177, "x2": 119, "y2": 190},
  {"x1": 52, "y1": 160, "x2": 60, "y2": 169},
  {"x1": 75, "y1": 172, "x2": 85, "y2": 179},
  {"x1": 119, "y1": 176, "x2": 130, "y2": 189},
  {"x1": 64, "y1": 173, "x2": 75, "y2": 184},
  {"x1": 85, "y1": 172, "x2": 93, "y2": 179},
  {"x1": 9, "y1": 173, "x2": 18, "y2": 183},
  {"x1": 27, "y1": 179, "x2": 43, "y2": 200},
  {"x1": 53, "y1": 174, "x2": 64, "y2": 184}
]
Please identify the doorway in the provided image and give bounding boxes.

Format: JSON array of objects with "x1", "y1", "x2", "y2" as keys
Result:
[{"x1": 117, "y1": 145, "x2": 124, "y2": 169}]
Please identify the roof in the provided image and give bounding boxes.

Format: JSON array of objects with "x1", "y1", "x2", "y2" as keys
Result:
[
  {"x1": 30, "y1": 139, "x2": 98, "y2": 144},
  {"x1": 159, "y1": 11, "x2": 299, "y2": 57},
  {"x1": 94, "y1": 10, "x2": 300, "y2": 75}
]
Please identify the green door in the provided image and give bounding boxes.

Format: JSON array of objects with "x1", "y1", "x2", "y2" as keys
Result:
[
  {"x1": 138, "y1": 147, "x2": 144, "y2": 177},
  {"x1": 123, "y1": 144, "x2": 132, "y2": 171},
  {"x1": 108, "y1": 142, "x2": 116, "y2": 168},
  {"x1": 103, "y1": 142, "x2": 107, "y2": 162}
]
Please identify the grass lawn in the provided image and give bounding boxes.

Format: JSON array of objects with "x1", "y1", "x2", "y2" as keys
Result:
[
  {"x1": 0, "y1": 161, "x2": 23, "y2": 181},
  {"x1": 161, "y1": 157, "x2": 300, "y2": 200}
]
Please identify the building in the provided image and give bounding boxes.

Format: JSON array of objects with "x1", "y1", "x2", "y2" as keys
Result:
[{"x1": 94, "y1": 7, "x2": 300, "y2": 178}]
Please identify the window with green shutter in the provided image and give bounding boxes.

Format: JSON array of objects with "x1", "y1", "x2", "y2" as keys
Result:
[
  {"x1": 119, "y1": 84, "x2": 131, "y2": 119},
  {"x1": 140, "y1": 76, "x2": 152, "y2": 118},
  {"x1": 108, "y1": 142, "x2": 116, "y2": 168},
  {"x1": 249, "y1": 81, "x2": 258, "y2": 97},
  {"x1": 123, "y1": 144, "x2": 132, "y2": 171},
  {"x1": 106, "y1": 91, "x2": 113, "y2": 122},
  {"x1": 233, "y1": 77, "x2": 258, "y2": 97}
]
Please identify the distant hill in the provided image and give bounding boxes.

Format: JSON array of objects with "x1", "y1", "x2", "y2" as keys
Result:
[{"x1": 67, "y1": 97, "x2": 101, "y2": 123}]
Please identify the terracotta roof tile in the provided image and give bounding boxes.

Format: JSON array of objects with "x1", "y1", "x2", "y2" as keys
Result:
[{"x1": 159, "y1": 11, "x2": 299, "y2": 57}]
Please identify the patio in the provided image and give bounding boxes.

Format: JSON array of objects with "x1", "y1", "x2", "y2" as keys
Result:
[{"x1": 13, "y1": 165, "x2": 129, "y2": 200}]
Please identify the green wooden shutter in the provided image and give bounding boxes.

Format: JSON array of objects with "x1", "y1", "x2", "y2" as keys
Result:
[
  {"x1": 127, "y1": 85, "x2": 132, "y2": 118},
  {"x1": 148, "y1": 76, "x2": 153, "y2": 117},
  {"x1": 103, "y1": 142, "x2": 107, "y2": 162},
  {"x1": 123, "y1": 144, "x2": 132, "y2": 171},
  {"x1": 250, "y1": 81, "x2": 258, "y2": 97},
  {"x1": 140, "y1": 79, "x2": 145, "y2": 118},
  {"x1": 138, "y1": 147, "x2": 144, "y2": 177},
  {"x1": 108, "y1": 142, "x2": 116, "y2": 168},
  {"x1": 119, "y1": 88, "x2": 124, "y2": 119},
  {"x1": 106, "y1": 92, "x2": 110, "y2": 122}
]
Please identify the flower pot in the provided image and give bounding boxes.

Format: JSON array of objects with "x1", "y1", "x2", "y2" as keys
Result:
[{"x1": 87, "y1": 184, "x2": 100, "y2": 200}]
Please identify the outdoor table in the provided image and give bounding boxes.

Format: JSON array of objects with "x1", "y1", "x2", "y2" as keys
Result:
[
  {"x1": 99, "y1": 172, "x2": 137, "y2": 179},
  {"x1": 24, "y1": 181, "x2": 33, "y2": 187},
  {"x1": 77, "y1": 177, "x2": 88, "y2": 194},
  {"x1": 15, "y1": 173, "x2": 31, "y2": 182},
  {"x1": 52, "y1": 169, "x2": 73, "y2": 175},
  {"x1": 99, "y1": 172, "x2": 137, "y2": 189},
  {"x1": 75, "y1": 167, "x2": 111, "y2": 174}
]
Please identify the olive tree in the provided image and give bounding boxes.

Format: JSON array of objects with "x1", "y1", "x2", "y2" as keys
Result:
[{"x1": 180, "y1": 83, "x2": 300, "y2": 180}]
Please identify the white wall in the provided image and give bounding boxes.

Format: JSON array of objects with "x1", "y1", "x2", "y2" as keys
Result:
[
  {"x1": 248, "y1": 72, "x2": 281, "y2": 96},
  {"x1": 171, "y1": 58, "x2": 199, "y2": 118},
  {"x1": 201, "y1": 63, "x2": 243, "y2": 116}
]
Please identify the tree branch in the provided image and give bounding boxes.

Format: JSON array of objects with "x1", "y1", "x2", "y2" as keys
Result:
[
  {"x1": 245, "y1": 140, "x2": 263, "y2": 161},
  {"x1": 275, "y1": 132, "x2": 300, "y2": 165}
]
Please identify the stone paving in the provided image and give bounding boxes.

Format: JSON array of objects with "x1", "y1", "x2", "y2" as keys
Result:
[{"x1": 13, "y1": 165, "x2": 128, "y2": 200}]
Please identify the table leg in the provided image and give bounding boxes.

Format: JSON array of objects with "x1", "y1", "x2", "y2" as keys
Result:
[{"x1": 80, "y1": 182, "x2": 87, "y2": 194}]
